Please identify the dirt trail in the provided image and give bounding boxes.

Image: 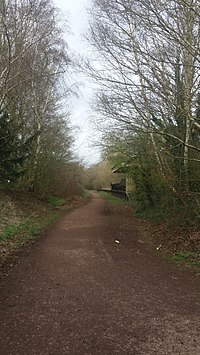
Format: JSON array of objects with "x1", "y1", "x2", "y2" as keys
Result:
[{"x1": 0, "y1": 192, "x2": 199, "y2": 354}]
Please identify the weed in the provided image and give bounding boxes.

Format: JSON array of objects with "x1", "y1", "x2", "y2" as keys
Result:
[
  {"x1": 0, "y1": 210, "x2": 61, "y2": 246},
  {"x1": 99, "y1": 191, "x2": 127, "y2": 205},
  {"x1": 169, "y1": 250, "x2": 200, "y2": 272},
  {"x1": 0, "y1": 223, "x2": 25, "y2": 242},
  {"x1": 135, "y1": 208, "x2": 164, "y2": 223},
  {"x1": 46, "y1": 196, "x2": 68, "y2": 206},
  {"x1": 0, "y1": 191, "x2": 74, "y2": 265},
  {"x1": 79, "y1": 190, "x2": 91, "y2": 201}
]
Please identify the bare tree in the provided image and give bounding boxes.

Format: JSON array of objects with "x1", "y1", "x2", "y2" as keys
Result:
[
  {"x1": 85, "y1": 0, "x2": 200, "y2": 192},
  {"x1": 0, "y1": 0, "x2": 74, "y2": 193}
]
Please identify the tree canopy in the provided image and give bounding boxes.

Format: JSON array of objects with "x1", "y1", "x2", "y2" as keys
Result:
[
  {"x1": 85, "y1": 0, "x2": 200, "y2": 209},
  {"x1": 0, "y1": 0, "x2": 80, "y2": 196}
]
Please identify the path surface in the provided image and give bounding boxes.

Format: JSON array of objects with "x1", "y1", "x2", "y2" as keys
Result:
[{"x1": 0, "y1": 193, "x2": 199, "y2": 354}]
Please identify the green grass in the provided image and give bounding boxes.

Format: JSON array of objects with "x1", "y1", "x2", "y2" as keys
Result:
[
  {"x1": 0, "y1": 191, "x2": 91, "y2": 260},
  {"x1": 46, "y1": 196, "x2": 68, "y2": 206},
  {"x1": 0, "y1": 190, "x2": 90, "y2": 253},
  {"x1": 99, "y1": 191, "x2": 128, "y2": 205},
  {"x1": 78, "y1": 190, "x2": 91, "y2": 201},
  {"x1": 168, "y1": 250, "x2": 200, "y2": 273},
  {"x1": 0, "y1": 223, "x2": 24, "y2": 242},
  {"x1": 134, "y1": 205, "x2": 169, "y2": 223},
  {"x1": 0, "y1": 209, "x2": 62, "y2": 247},
  {"x1": 0, "y1": 221, "x2": 41, "y2": 242}
]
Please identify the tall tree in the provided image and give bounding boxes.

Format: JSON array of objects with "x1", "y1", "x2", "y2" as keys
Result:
[
  {"x1": 85, "y1": 0, "x2": 200, "y2": 194},
  {"x1": 0, "y1": 0, "x2": 75, "y2": 195}
]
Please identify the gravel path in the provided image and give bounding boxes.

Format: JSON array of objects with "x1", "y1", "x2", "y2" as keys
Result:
[{"x1": 0, "y1": 192, "x2": 199, "y2": 354}]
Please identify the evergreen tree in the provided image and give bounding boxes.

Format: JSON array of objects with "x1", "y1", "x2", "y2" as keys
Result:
[{"x1": 0, "y1": 110, "x2": 37, "y2": 184}]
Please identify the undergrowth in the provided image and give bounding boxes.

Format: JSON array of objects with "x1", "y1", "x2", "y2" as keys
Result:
[
  {"x1": 99, "y1": 191, "x2": 127, "y2": 205},
  {"x1": 0, "y1": 211, "x2": 60, "y2": 245},
  {"x1": 46, "y1": 196, "x2": 68, "y2": 206},
  {"x1": 134, "y1": 200, "x2": 200, "y2": 274},
  {"x1": 108, "y1": 192, "x2": 200, "y2": 274},
  {"x1": 135, "y1": 205, "x2": 168, "y2": 223},
  {"x1": 167, "y1": 250, "x2": 200, "y2": 274},
  {"x1": 0, "y1": 190, "x2": 92, "y2": 268}
]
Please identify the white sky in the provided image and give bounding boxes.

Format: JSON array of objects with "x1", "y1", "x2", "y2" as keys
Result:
[{"x1": 53, "y1": 0, "x2": 101, "y2": 165}]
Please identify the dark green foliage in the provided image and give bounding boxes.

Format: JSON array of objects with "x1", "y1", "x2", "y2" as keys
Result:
[
  {"x1": 0, "y1": 0, "x2": 81, "y2": 199},
  {"x1": 104, "y1": 132, "x2": 167, "y2": 209},
  {"x1": 0, "y1": 110, "x2": 38, "y2": 184}
]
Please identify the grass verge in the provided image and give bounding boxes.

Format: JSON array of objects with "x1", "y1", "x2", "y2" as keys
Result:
[
  {"x1": 0, "y1": 191, "x2": 91, "y2": 270},
  {"x1": 0, "y1": 211, "x2": 61, "y2": 246},
  {"x1": 98, "y1": 191, "x2": 128, "y2": 205},
  {"x1": 128, "y1": 196, "x2": 200, "y2": 274},
  {"x1": 134, "y1": 206, "x2": 168, "y2": 224},
  {"x1": 166, "y1": 250, "x2": 200, "y2": 275},
  {"x1": 46, "y1": 196, "x2": 68, "y2": 206},
  {"x1": 0, "y1": 205, "x2": 66, "y2": 264}
]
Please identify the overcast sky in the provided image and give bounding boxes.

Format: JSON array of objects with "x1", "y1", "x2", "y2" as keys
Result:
[{"x1": 53, "y1": 0, "x2": 101, "y2": 166}]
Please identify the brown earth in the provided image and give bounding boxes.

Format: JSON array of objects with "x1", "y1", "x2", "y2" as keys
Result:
[{"x1": 0, "y1": 192, "x2": 199, "y2": 354}]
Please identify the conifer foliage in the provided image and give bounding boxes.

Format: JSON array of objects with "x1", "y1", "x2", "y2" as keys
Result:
[{"x1": 0, "y1": 0, "x2": 77, "y2": 195}]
